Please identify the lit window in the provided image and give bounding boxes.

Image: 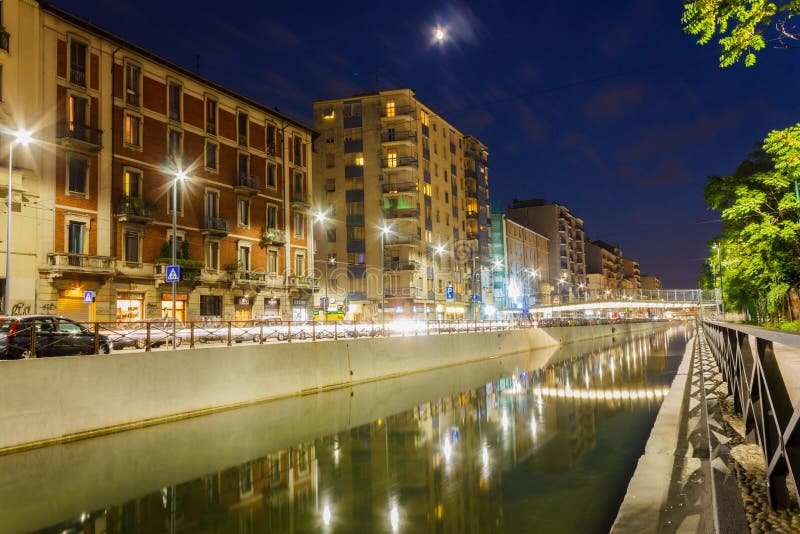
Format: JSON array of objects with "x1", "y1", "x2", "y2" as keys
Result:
[
  {"x1": 385, "y1": 101, "x2": 395, "y2": 117},
  {"x1": 238, "y1": 198, "x2": 250, "y2": 227},
  {"x1": 420, "y1": 110, "x2": 429, "y2": 126},
  {"x1": 356, "y1": 155, "x2": 364, "y2": 166},
  {"x1": 124, "y1": 114, "x2": 140, "y2": 147},
  {"x1": 387, "y1": 151, "x2": 397, "y2": 168},
  {"x1": 322, "y1": 107, "x2": 335, "y2": 119}
]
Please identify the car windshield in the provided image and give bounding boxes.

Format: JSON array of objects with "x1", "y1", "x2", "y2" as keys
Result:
[{"x1": 0, "y1": 319, "x2": 15, "y2": 333}]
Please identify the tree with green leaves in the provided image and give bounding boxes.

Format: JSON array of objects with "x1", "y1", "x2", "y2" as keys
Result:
[
  {"x1": 682, "y1": 0, "x2": 800, "y2": 67},
  {"x1": 703, "y1": 137, "x2": 800, "y2": 321},
  {"x1": 684, "y1": 1, "x2": 800, "y2": 322}
]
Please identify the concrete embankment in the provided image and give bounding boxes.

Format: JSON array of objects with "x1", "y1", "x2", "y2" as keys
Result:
[{"x1": 0, "y1": 321, "x2": 665, "y2": 453}]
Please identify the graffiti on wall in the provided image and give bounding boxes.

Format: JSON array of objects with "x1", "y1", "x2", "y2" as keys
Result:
[{"x1": 10, "y1": 302, "x2": 31, "y2": 315}]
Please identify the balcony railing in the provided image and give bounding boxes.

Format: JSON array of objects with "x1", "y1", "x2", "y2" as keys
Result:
[
  {"x1": 465, "y1": 189, "x2": 477, "y2": 198},
  {"x1": 289, "y1": 276, "x2": 315, "y2": 288},
  {"x1": 381, "y1": 156, "x2": 418, "y2": 169},
  {"x1": 234, "y1": 174, "x2": 259, "y2": 195},
  {"x1": 116, "y1": 195, "x2": 156, "y2": 222},
  {"x1": 466, "y1": 210, "x2": 478, "y2": 219},
  {"x1": 57, "y1": 122, "x2": 103, "y2": 147},
  {"x1": 382, "y1": 181, "x2": 418, "y2": 194},
  {"x1": 381, "y1": 130, "x2": 417, "y2": 143},
  {"x1": 227, "y1": 270, "x2": 282, "y2": 287},
  {"x1": 262, "y1": 228, "x2": 286, "y2": 244},
  {"x1": 384, "y1": 208, "x2": 420, "y2": 219},
  {"x1": 69, "y1": 67, "x2": 86, "y2": 86},
  {"x1": 202, "y1": 217, "x2": 229, "y2": 235},
  {"x1": 385, "y1": 233, "x2": 420, "y2": 245},
  {"x1": 0, "y1": 30, "x2": 9, "y2": 53},
  {"x1": 384, "y1": 261, "x2": 420, "y2": 271},
  {"x1": 45, "y1": 253, "x2": 114, "y2": 274},
  {"x1": 291, "y1": 191, "x2": 311, "y2": 207},
  {"x1": 380, "y1": 104, "x2": 415, "y2": 118}
]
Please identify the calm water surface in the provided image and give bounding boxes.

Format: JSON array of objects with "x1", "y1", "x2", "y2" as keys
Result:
[{"x1": 1, "y1": 325, "x2": 691, "y2": 533}]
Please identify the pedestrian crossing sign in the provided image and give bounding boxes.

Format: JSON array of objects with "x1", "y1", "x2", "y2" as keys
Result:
[{"x1": 165, "y1": 265, "x2": 181, "y2": 283}]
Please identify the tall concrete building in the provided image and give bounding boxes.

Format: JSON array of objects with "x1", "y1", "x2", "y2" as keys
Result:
[
  {"x1": 312, "y1": 89, "x2": 490, "y2": 320},
  {"x1": 622, "y1": 257, "x2": 641, "y2": 289},
  {"x1": 505, "y1": 199, "x2": 586, "y2": 303},
  {"x1": 489, "y1": 213, "x2": 550, "y2": 312},
  {"x1": 2, "y1": 0, "x2": 314, "y2": 322},
  {"x1": 585, "y1": 240, "x2": 623, "y2": 291},
  {"x1": 640, "y1": 275, "x2": 662, "y2": 290}
]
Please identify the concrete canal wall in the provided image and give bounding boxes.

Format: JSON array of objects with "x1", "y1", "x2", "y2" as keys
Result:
[{"x1": 0, "y1": 321, "x2": 667, "y2": 452}]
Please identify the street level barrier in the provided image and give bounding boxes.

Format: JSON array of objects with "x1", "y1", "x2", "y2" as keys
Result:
[
  {"x1": 0, "y1": 317, "x2": 666, "y2": 359},
  {"x1": 703, "y1": 320, "x2": 800, "y2": 509}
]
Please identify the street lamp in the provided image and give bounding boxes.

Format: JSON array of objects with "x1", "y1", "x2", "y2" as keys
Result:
[
  {"x1": 5, "y1": 129, "x2": 33, "y2": 315},
  {"x1": 433, "y1": 244, "x2": 446, "y2": 321},
  {"x1": 171, "y1": 170, "x2": 186, "y2": 350},
  {"x1": 311, "y1": 211, "x2": 326, "y2": 321},
  {"x1": 380, "y1": 224, "x2": 392, "y2": 332},
  {"x1": 713, "y1": 242, "x2": 724, "y2": 318}
]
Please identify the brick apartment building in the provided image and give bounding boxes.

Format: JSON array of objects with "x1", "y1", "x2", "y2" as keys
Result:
[{"x1": 2, "y1": 0, "x2": 315, "y2": 322}]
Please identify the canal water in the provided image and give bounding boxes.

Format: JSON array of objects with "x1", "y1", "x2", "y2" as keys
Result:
[{"x1": 1, "y1": 325, "x2": 691, "y2": 533}]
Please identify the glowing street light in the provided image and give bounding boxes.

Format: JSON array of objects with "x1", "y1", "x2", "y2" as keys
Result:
[
  {"x1": 5, "y1": 129, "x2": 34, "y2": 314},
  {"x1": 311, "y1": 210, "x2": 327, "y2": 320},
  {"x1": 380, "y1": 224, "x2": 392, "y2": 332},
  {"x1": 432, "y1": 244, "x2": 447, "y2": 321},
  {"x1": 170, "y1": 170, "x2": 187, "y2": 349}
]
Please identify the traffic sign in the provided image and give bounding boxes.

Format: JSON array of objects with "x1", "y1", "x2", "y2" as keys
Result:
[
  {"x1": 471, "y1": 294, "x2": 480, "y2": 301},
  {"x1": 165, "y1": 265, "x2": 181, "y2": 283},
  {"x1": 446, "y1": 285, "x2": 454, "y2": 300},
  {"x1": 83, "y1": 291, "x2": 95, "y2": 304}
]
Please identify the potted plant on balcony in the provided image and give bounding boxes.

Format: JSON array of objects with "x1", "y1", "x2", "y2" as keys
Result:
[{"x1": 155, "y1": 241, "x2": 204, "y2": 282}]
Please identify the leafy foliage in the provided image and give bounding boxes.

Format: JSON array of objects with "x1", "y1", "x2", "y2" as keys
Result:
[
  {"x1": 705, "y1": 129, "x2": 800, "y2": 321},
  {"x1": 682, "y1": 0, "x2": 800, "y2": 67}
]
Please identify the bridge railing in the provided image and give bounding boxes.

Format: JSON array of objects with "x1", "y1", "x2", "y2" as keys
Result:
[
  {"x1": 703, "y1": 320, "x2": 800, "y2": 508},
  {"x1": 568, "y1": 288, "x2": 704, "y2": 303}
]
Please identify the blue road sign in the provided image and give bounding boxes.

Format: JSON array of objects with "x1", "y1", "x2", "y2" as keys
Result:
[
  {"x1": 83, "y1": 290, "x2": 95, "y2": 304},
  {"x1": 165, "y1": 265, "x2": 181, "y2": 283},
  {"x1": 446, "y1": 285, "x2": 454, "y2": 300},
  {"x1": 471, "y1": 293, "x2": 480, "y2": 301}
]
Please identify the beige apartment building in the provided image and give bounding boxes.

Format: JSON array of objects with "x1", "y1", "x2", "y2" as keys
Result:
[
  {"x1": 505, "y1": 199, "x2": 586, "y2": 303},
  {"x1": 1, "y1": 0, "x2": 314, "y2": 322},
  {"x1": 622, "y1": 257, "x2": 641, "y2": 289},
  {"x1": 640, "y1": 275, "x2": 662, "y2": 290},
  {"x1": 312, "y1": 89, "x2": 490, "y2": 320},
  {"x1": 585, "y1": 240, "x2": 623, "y2": 292},
  {"x1": 490, "y1": 214, "x2": 550, "y2": 311}
]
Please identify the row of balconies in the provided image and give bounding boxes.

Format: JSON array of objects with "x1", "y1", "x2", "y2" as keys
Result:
[
  {"x1": 116, "y1": 195, "x2": 291, "y2": 243},
  {"x1": 41, "y1": 253, "x2": 314, "y2": 288}
]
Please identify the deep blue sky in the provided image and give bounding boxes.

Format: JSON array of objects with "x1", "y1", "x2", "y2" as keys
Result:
[{"x1": 54, "y1": 0, "x2": 800, "y2": 287}]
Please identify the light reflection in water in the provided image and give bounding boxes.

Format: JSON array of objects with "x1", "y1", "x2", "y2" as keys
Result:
[{"x1": 24, "y1": 325, "x2": 690, "y2": 534}]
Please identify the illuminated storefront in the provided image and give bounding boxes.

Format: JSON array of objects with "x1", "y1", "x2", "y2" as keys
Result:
[
  {"x1": 161, "y1": 293, "x2": 187, "y2": 321},
  {"x1": 116, "y1": 292, "x2": 144, "y2": 323}
]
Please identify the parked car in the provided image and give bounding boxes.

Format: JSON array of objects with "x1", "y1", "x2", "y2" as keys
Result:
[
  {"x1": 0, "y1": 315, "x2": 112, "y2": 359},
  {"x1": 111, "y1": 319, "x2": 186, "y2": 349}
]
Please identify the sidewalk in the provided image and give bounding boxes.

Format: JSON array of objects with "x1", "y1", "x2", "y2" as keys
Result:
[{"x1": 611, "y1": 329, "x2": 748, "y2": 533}]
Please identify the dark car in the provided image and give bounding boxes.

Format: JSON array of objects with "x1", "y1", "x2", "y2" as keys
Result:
[{"x1": 0, "y1": 315, "x2": 112, "y2": 359}]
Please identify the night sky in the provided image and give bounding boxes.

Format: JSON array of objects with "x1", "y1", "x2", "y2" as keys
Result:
[{"x1": 53, "y1": 0, "x2": 800, "y2": 287}]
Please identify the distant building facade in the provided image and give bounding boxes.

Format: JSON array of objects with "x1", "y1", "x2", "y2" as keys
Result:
[
  {"x1": 585, "y1": 240, "x2": 623, "y2": 291},
  {"x1": 505, "y1": 199, "x2": 586, "y2": 303},
  {"x1": 621, "y1": 257, "x2": 641, "y2": 289},
  {"x1": 489, "y1": 213, "x2": 550, "y2": 312},
  {"x1": 640, "y1": 275, "x2": 662, "y2": 290}
]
